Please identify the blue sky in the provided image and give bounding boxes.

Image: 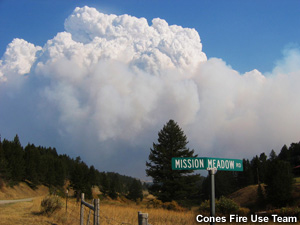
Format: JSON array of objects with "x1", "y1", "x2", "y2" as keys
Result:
[
  {"x1": 1, "y1": 0, "x2": 299, "y2": 74},
  {"x1": 1, "y1": 0, "x2": 300, "y2": 179}
]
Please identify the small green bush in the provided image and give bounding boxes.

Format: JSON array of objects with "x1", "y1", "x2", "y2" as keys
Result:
[
  {"x1": 217, "y1": 196, "x2": 239, "y2": 215},
  {"x1": 41, "y1": 195, "x2": 63, "y2": 215},
  {"x1": 199, "y1": 196, "x2": 247, "y2": 216}
]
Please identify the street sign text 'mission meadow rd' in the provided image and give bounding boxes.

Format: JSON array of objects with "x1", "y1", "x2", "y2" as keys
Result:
[{"x1": 172, "y1": 157, "x2": 243, "y2": 171}]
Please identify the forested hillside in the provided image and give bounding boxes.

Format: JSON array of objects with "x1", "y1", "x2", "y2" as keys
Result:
[
  {"x1": 0, "y1": 134, "x2": 143, "y2": 200},
  {"x1": 1, "y1": 133, "x2": 300, "y2": 209}
]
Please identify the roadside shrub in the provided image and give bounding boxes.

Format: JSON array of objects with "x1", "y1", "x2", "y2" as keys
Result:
[
  {"x1": 146, "y1": 199, "x2": 185, "y2": 211},
  {"x1": 147, "y1": 199, "x2": 163, "y2": 208},
  {"x1": 162, "y1": 201, "x2": 185, "y2": 211},
  {"x1": 199, "y1": 197, "x2": 247, "y2": 216},
  {"x1": 41, "y1": 195, "x2": 63, "y2": 215},
  {"x1": 217, "y1": 196, "x2": 239, "y2": 215}
]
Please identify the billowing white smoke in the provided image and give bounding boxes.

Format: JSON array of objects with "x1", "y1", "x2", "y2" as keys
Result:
[
  {"x1": 0, "y1": 38, "x2": 41, "y2": 82},
  {"x1": 1, "y1": 6, "x2": 300, "y2": 177}
]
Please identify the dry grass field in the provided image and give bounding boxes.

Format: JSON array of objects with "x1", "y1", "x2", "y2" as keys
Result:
[
  {"x1": 0, "y1": 183, "x2": 299, "y2": 224},
  {"x1": 0, "y1": 196, "x2": 54, "y2": 225},
  {"x1": 0, "y1": 196, "x2": 199, "y2": 225},
  {"x1": 1, "y1": 196, "x2": 298, "y2": 225}
]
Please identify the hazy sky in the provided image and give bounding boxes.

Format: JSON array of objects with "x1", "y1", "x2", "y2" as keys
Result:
[{"x1": 1, "y1": 0, "x2": 300, "y2": 179}]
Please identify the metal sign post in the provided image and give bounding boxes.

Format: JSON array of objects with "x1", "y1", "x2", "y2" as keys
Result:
[{"x1": 208, "y1": 167, "x2": 217, "y2": 225}]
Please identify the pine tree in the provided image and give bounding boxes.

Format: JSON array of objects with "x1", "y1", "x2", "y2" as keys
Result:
[
  {"x1": 236, "y1": 159, "x2": 254, "y2": 188},
  {"x1": 0, "y1": 139, "x2": 10, "y2": 182},
  {"x1": 88, "y1": 165, "x2": 97, "y2": 186},
  {"x1": 265, "y1": 156, "x2": 293, "y2": 207},
  {"x1": 258, "y1": 153, "x2": 267, "y2": 183},
  {"x1": 24, "y1": 144, "x2": 40, "y2": 187},
  {"x1": 127, "y1": 179, "x2": 143, "y2": 202},
  {"x1": 146, "y1": 119, "x2": 200, "y2": 203},
  {"x1": 99, "y1": 173, "x2": 110, "y2": 196},
  {"x1": 257, "y1": 183, "x2": 266, "y2": 208},
  {"x1": 3, "y1": 135, "x2": 25, "y2": 184}
]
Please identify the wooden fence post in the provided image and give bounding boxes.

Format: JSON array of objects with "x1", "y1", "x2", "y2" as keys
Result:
[
  {"x1": 138, "y1": 211, "x2": 149, "y2": 225},
  {"x1": 80, "y1": 193, "x2": 85, "y2": 225},
  {"x1": 94, "y1": 198, "x2": 100, "y2": 225},
  {"x1": 80, "y1": 193, "x2": 100, "y2": 225}
]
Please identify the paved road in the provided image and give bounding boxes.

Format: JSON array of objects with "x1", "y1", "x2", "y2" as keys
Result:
[{"x1": 0, "y1": 198, "x2": 33, "y2": 205}]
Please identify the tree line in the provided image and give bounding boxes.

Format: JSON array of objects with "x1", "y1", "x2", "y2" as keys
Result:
[
  {"x1": 145, "y1": 119, "x2": 298, "y2": 209},
  {"x1": 0, "y1": 135, "x2": 143, "y2": 201}
]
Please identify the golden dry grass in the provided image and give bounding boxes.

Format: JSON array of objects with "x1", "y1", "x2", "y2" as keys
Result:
[
  {"x1": 98, "y1": 201, "x2": 197, "y2": 225},
  {"x1": 0, "y1": 196, "x2": 297, "y2": 225},
  {"x1": 55, "y1": 199, "x2": 299, "y2": 225},
  {"x1": 0, "y1": 183, "x2": 298, "y2": 225},
  {"x1": 0, "y1": 196, "x2": 54, "y2": 225},
  {"x1": 46, "y1": 197, "x2": 200, "y2": 225}
]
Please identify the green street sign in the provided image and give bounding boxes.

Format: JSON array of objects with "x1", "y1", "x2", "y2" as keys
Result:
[{"x1": 172, "y1": 157, "x2": 243, "y2": 171}]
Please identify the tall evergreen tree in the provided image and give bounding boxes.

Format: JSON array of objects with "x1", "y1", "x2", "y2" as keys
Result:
[
  {"x1": 0, "y1": 139, "x2": 9, "y2": 180},
  {"x1": 127, "y1": 179, "x2": 143, "y2": 202},
  {"x1": 88, "y1": 165, "x2": 98, "y2": 186},
  {"x1": 146, "y1": 119, "x2": 200, "y2": 203},
  {"x1": 251, "y1": 155, "x2": 260, "y2": 184},
  {"x1": 256, "y1": 183, "x2": 266, "y2": 209},
  {"x1": 99, "y1": 173, "x2": 110, "y2": 196},
  {"x1": 2, "y1": 135, "x2": 25, "y2": 184},
  {"x1": 108, "y1": 178, "x2": 118, "y2": 199},
  {"x1": 54, "y1": 159, "x2": 66, "y2": 187},
  {"x1": 24, "y1": 144, "x2": 40, "y2": 187},
  {"x1": 265, "y1": 156, "x2": 293, "y2": 207},
  {"x1": 278, "y1": 145, "x2": 290, "y2": 161},
  {"x1": 258, "y1": 153, "x2": 267, "y2": 183}
]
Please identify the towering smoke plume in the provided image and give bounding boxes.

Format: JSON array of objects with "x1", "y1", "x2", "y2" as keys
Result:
[{"x1": 1, "y1": 6, "x2": 300, "y2": 177}]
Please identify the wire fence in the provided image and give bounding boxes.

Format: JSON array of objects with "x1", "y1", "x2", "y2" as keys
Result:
[
  {"x1": 45, "y1": 195, "x2": 150, "y2": 225},
  {"x1": 50, "y1": 198, "x2": 136, "y2": 225}
]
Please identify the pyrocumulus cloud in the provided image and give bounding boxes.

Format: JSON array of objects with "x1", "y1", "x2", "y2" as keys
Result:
[{"x1": 1, "y1": 6, "x2": 300, "y2": 177}]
